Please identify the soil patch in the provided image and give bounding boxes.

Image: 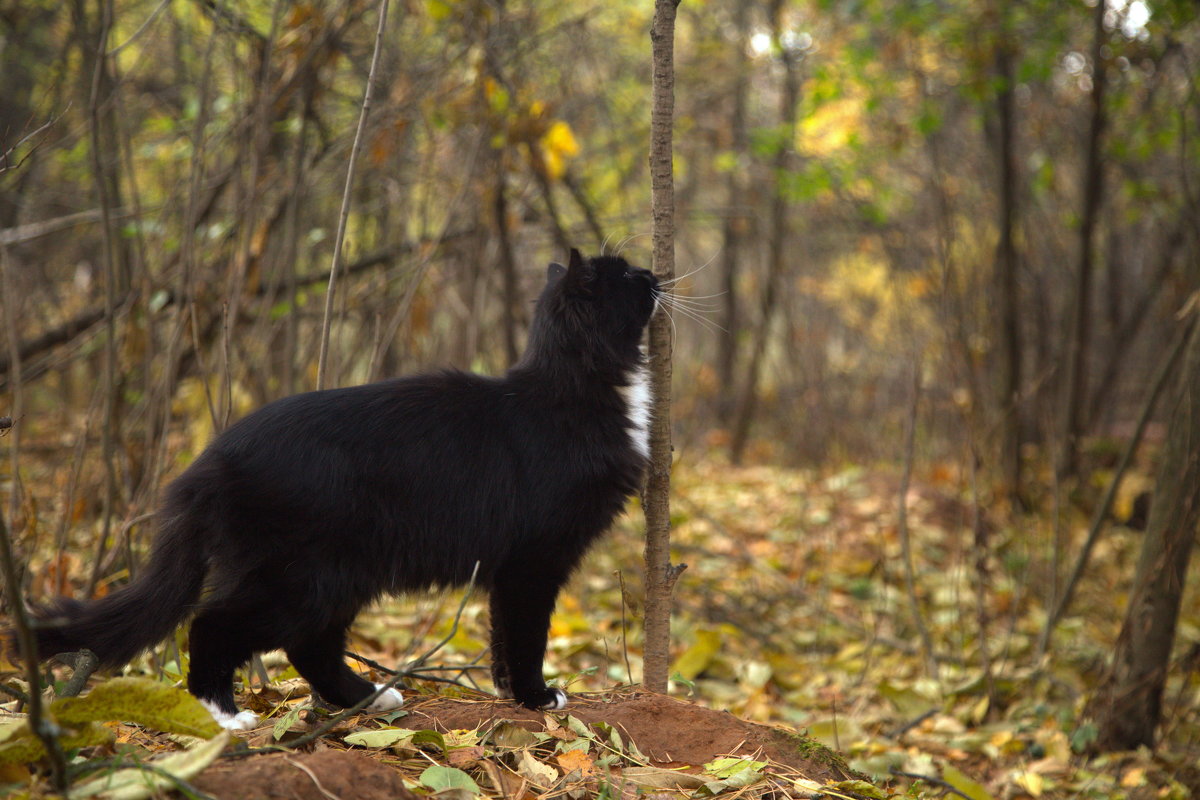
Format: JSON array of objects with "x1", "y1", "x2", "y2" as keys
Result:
[
  {"x1": 399, "y1": 690, "x2": 853, "y2": 781},
  {"x1": 193, "y1": 749, "x2": 419, "y2": 800},
  {"x1": 188, "y1": 691, "x2": 857, "y2": 798}
]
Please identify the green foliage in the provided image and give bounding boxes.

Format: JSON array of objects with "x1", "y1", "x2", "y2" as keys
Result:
[
  {"x1": 420, "y1": 764, "x2": 482, "y2": 794},
  {"x1": 0, "y1": 679, "x2": 220, "y2": 766}
]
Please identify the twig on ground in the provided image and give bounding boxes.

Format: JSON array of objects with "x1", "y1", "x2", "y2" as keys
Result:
[
  {"x1": 885, "y1": 708, "x2": 938, "y2": 739},
  {"x1": 343, "y1": 651, "x2": 485, "y2": 687},
  {"x1": 616, "y1": 570, "x2": 634, "y2": 687},
  {"x1": 56, "y1": 649, "x2": 99, "y2": 698},
  {"x1": 897, "y1": 358, "x2": 936, "y2": 679},
  {"x1": 283, "y1": 755, "x2": 343, "y2": 800},
  {"x1": 889, "y1": 769, "x2": 973, "y2": 800},
  {"x1": 0, "y1": 681, "x2": 30, "y2": 704},
  {"x1": 0, "y1": 507, "x2": 70, "y2": 791}
]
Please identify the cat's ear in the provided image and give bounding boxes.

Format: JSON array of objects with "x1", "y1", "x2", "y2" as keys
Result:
[
  {"x1": 546, "y1": 262, "x2": 566, "y2": 284},
  {"x1": 563, "y1": 247, "x2": 595, "y2": 295},
  {"x1": 568, "y1": 247, "x2": 584, "y2": 271}
]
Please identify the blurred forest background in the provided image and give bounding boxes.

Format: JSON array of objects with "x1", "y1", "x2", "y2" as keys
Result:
[{"x1": 3, "y1": 0, "x2": 1200, "y2": 797}]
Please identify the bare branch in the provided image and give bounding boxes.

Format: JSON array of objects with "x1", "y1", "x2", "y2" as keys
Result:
[
  {"x1": 0, "y1": 110, "x2": 65, "y2": 176},
  {"x1": 316, "y1": 0, "x2": 391, "y2": 390}
]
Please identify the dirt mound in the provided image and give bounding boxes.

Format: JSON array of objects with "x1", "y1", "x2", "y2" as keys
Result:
[
  {"x1": 189, "y1": 690, "x2": 855, "y2": 799},
  {"x1": 400, "y1": 690, "x2": 852, "y2": 780},
  {"x1": 193, "y1": 749, "x2": 419, "y2": 800}
]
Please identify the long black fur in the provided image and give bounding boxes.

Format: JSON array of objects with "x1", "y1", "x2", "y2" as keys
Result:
[{"x1": 29, "y1": 249, "x2": 658, "y2": 715}]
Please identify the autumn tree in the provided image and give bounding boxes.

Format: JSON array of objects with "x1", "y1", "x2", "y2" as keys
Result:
[
  {"x1": 642, "y1": 0, "x2": 682, "y2": 695},
  {"x1": 1091, "y1": 309, "x2": 1200, "y2": 750}
]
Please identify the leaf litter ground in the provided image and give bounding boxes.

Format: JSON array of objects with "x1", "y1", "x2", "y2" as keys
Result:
[{"x1": 4, "y1": 457, "x2": 1200, "y2": 798}]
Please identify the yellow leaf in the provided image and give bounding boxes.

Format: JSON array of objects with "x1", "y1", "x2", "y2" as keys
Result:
[
  {"x1": 1120, "y1": 767, "x2": 1146, "y2": 788},
  {"x1": 0, "y1": 721, "x2": 112, "y2": 765},
  {"x1": 53, "y1": 677, "x2": 222, "y2": 739},
  {"x1": 1015, "y1": 770, "x2": 1044, "y2": 797},
  {"x1": 556, "y1": 748, "x2": 597, "y2": 777},
  {"x1": 543, "y1": 120, "x2": 579, "y2": 158},
  {"x1": 671, "y1": 628, "x2": 721, "y2": 680},
  {"x1": 942, "y1": 764, "x2": 994, "y2": 800}
]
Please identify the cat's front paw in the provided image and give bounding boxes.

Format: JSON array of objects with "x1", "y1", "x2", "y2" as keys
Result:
[{"x1": 515, "y1": 687, "x2": 567, "y2": 711}]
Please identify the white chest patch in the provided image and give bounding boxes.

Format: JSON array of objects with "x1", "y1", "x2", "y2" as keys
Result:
[{"x1": 620, "y1": 367, "x2": 652, "y2": 460}]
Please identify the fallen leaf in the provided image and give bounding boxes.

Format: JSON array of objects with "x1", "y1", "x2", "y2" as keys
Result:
[
  {"x1": 516, "y1": 748, "x2": 558, "y2": 788},
  {"x1": 70, "y1": 730, "x2": 229, "y2": 800},
  {"x1": 556, "y1": 748, "x2": 597, "y2": 777}
]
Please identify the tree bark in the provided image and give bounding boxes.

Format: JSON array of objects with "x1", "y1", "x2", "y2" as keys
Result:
[
  {"x1": 493, "y1": 173, "x2": 522, "y2": 367},
  {"x1": 1058, "y1": 0, "x2": 1108, "y2": 479},
  {"x1": 1093, "y1": 305, "x2": 1200, "y2": 750},
  {"x1": 716, "y1": 0, "x2": 752, "y2": 423},
  {"x1": 730, "y1": 0, "x2": 800, "y2": 465},
  {"x1": 642, "y1": 0, "x2": 683, "y2": 695},
  {"x1": 991, "y1": 4, "x2": 1022, "y2": 503}
]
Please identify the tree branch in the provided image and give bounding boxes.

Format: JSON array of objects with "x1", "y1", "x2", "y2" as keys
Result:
[{"x1": 316, "y1": 0, "x2": 390, "y2": 390}]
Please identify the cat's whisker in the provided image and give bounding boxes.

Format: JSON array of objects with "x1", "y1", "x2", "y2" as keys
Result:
[
  {"x1": 661, "y1": 295, "x2": 721, "y2": 311},
  {"x1": 658, "y1": 250, "x2": 720, "y2": 288},
  {"x1": 657, "y1": 291, "x2": 722, "y2": 312},
  {"x1": 654, "y1": 292, "x2": 726, "y2": 333},
  {"x1": 659, "y1": 292, "x2": 721, "y2": 317},
  {"x1": 616, "y1": 232, "x2": 650, "y2": 257},
  {"x1": 670, "y1": 307, "x2": 724, "y2": 334},
  {"x1": 601, "y1": 231, "x2": 617, "y2": 256},
  {"x1": 667, "y1": 290, "x2": 727, "y2": 301},
  {"x1": 662, "y1": 300, "x2": 680, "y2": 348}
]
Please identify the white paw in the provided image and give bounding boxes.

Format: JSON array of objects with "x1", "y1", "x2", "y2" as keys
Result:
[
  {"x1": 202, "y1": 700, "x2": 259, "y2": 732},
  {"x1": 367, "y1": 684, "x2": 404, "y2": 712},
  {"x1": 540, "y1": 688, "x2": 568, "y2": 710}
]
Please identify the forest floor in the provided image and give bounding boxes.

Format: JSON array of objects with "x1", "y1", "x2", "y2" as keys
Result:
[{"x1": 2, "y1": 453, "x2": 1199, "y2": 799}]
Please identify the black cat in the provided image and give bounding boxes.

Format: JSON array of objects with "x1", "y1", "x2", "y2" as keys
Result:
[{"x1": 26, "y1": 249, "x2": 658, "y2": 730}]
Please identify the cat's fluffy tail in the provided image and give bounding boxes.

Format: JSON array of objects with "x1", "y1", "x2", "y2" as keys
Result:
[{"x1": 27, "y1": 485, "x2": 211, "y2": 668}]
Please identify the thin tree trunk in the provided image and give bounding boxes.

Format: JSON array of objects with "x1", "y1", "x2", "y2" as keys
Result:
[
  {"x1": 730, "y1": 0, "x2": 799, "y2": 465},
  {"x1": 1058, "y1": 0, "x2": 1108, "y2": 479},
  {"x1": 493, "y1": 171, "x2": 521, "y2": 366},
  {"x1": 642, "y1": 0, "x2": 683, "y2": 695},
  {"x1": 992, "y1": 4, "x2": 1022, "y2": 502},
  {"x1": 1093, "y1": 306, "x2": 1200, "y2": 750},
  {"x1": 716, "y1": 0, "x2": 751, "y2": 423},
  {"x1": 87, "y1": 0, "x2": 122, "y2": 595}
]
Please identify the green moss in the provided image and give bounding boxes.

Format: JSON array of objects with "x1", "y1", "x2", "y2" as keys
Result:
[{"x1": 776, "y1": 730, "x2": 855, "y2": 776}]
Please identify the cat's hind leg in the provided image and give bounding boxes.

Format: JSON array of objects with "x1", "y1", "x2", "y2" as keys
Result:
[
  {"x1": 285, "y1": 627, "x2": 403, "y2": 713},
  {"x1": 188, "y1": 608, "x2": 264, "y2": 732}
]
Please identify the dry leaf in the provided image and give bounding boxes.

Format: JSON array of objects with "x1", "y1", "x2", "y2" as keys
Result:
[{"x1": 555, "y1": 748, "x2": 597, "y2": 778}]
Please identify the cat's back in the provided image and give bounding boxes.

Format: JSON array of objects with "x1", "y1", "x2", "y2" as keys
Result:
[{"x1": 217, "y1": 370, "x2": 501, "y2": 448}]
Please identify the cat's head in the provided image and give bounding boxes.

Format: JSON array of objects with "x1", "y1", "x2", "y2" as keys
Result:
[{"x1": 525, "y1": 248, "x2": 658, "y2": 375}]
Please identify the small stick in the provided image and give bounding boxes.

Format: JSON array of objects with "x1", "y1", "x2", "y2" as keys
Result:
[
  {"x1": 316, "y1": 0, "x2": 391, "y2": 390},
  {"x1": 0, "y1": 509, "x2": 69, "y2": 790},
  {"x1": 56, "y1": 649, "x2": 99, "y2": 698}
]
